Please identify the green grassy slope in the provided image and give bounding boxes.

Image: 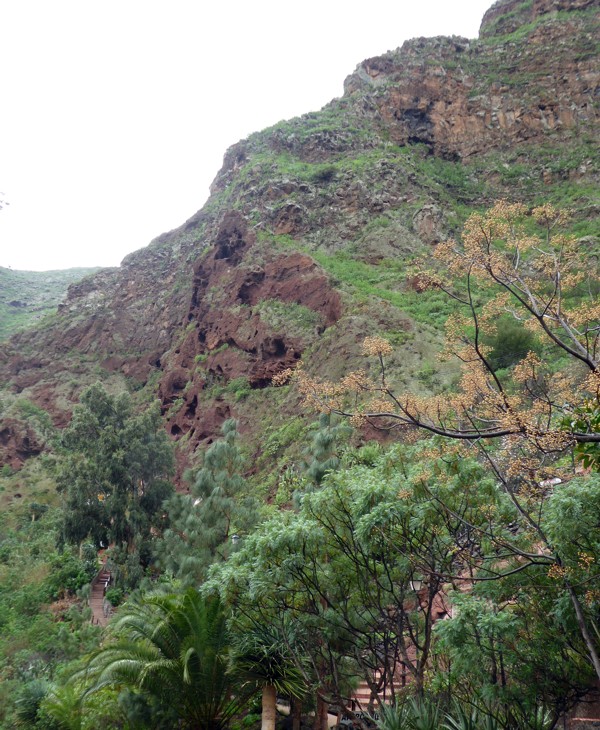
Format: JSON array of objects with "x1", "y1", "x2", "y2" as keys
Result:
[{"x1": 0, "y1": 266, "x2": 101, "y2": 341}]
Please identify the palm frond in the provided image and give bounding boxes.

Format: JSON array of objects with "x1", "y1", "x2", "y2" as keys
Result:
[{"x1": 78, "y1": 587, "x2": 246, "y2": 729}]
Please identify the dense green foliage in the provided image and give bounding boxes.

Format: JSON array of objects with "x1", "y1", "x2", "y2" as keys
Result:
[
  {"x1": 57, "y1": 384, "x2": 174, "y2": 587},
  {"x1": 484, "y1": 317, "x2": 539, "y2": 372},
  {"x1": 0, "y1": 507, "x2": 102, "y2": 729},
  {"x1": 157, "y1": 419, "x2": 259, "y2": 585},
  {"x1": 204, "y1": 445, "x2": 598, "y2": 726},
  {"x1": 81, "y1": 589, "x2": 243, "y2": 730}
]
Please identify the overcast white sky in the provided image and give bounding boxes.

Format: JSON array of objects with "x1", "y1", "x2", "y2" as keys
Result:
[{"x1": 0, "y1": 0, "x2": 492, "y2": 272}]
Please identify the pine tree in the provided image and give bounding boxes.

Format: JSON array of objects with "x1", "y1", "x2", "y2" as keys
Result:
[
  {"x1": 304, "y1": 413, "x2": 351, "y2": 486},
  {"x1": 158, "y1": 419, "x2": 258, "y2": 585}
]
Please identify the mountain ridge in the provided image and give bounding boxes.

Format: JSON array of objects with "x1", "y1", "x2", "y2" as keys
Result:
[{"x1": 0, "y1": 0, "x2": 598, "y2": 476}]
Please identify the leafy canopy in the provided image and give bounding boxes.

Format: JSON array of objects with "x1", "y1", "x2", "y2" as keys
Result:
[{"x1": 57, "y1": 383, "x2": 174, "y2": 558}]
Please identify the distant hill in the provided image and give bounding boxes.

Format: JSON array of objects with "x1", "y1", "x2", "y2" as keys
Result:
[{"x1": 0, "y1": 266, "x2": 101, "y2": 340}]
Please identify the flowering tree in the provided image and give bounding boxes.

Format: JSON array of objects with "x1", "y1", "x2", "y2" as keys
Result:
[
  {"x1": 275, "y1": 202, "x2": 600, "y2": 680},
  {"x1": 278, "y1": 202, "x2": 599, "y2": 462}
]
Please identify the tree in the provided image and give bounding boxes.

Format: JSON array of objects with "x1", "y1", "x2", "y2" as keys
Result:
[
  {"x1": 56, "y1": 384, "x2": 174, "y2": 576},
  {"x1": 282, "y1": 202, "x2": 599, "y2": 456},
  {"x1": 157, "y1": 419, "x2": 258, "y2": 585},
  {"x1": 14, "y1": 679, "x2": 49, "y2": 727},
  {"x1": 39, "y1": 678, "x2": 177, "y2": 729},
  {"x1": 80, "y1": 588, "x2": 246, "y2": 730},
  {"x1": 276, "y1": 202, "x2": 600, "y2": 684},
  {"x1": 304, "y1": 413, "x2": 352, "y2": 487},
  {"x1": 435, "y1": 582, "x2": 594, "y2": 725},
  {"x1": 232, "y1": 621, "x2": 306, "y2": 730},
  {"x1": 206, "y1": 496, "x2": 355, "y2": 729},
  {"x1": 207, "y1": 446, "x2": 497, "y2": 721}
]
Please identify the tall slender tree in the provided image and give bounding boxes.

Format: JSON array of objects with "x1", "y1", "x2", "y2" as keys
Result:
[
  {"x1": 158, "y1": 419, "x2": 258, "y2": 585},
  {"x1": 304, "y1": 413, "x2": 351, "y2": 487}
]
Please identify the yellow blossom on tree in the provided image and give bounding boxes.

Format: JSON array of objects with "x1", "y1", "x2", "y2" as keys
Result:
[{"x1": 362, "y1": 336, "x2": 393, "y2": 357}]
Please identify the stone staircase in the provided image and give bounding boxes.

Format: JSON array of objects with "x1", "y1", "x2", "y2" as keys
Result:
[
  {"x1": 350, "y1": 665, "x2": 410, "y2": 713},
  {"x1": 352, "y1": 678, "x2": 377, "y2": 709},
  {"x1": 89, "y1": 567, "x2": 112, "y2": 627}
]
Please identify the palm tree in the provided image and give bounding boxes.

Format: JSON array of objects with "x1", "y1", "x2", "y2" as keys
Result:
[
  {"x1": 233, "y1": 622, "x2": 306, "y2": 730},
  {"x1": 14, "y1": 680, "x2": 49, "y2": 727},
  {"x1": 39, "y1": 683, "x2": 84, "y2": 730},
  {"x1": 81, "y1": 587, "x2": 245, "y2": 729}
]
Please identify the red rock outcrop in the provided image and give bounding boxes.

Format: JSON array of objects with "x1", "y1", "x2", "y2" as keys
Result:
[
  {"x1": 0, "y1": 418, "x2": 44, "y2": 470},
  {"x1": 343, "y1": 0, "x2": 599, "y2": 159},
  {"x1": 480, "y1": 0, "x2": 598, "y2": 37},
  {"x1": 158, "y1": 212, "x2": 342, "y2": 445}
]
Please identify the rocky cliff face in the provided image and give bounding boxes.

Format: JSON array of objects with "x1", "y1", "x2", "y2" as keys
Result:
[
  {"x1": 1, "y1": 0, "x2": 598, "y2": 473},
  {"x1": 157, "y1": 211, "x2": 342, "y2": 445},
  {"x1": 480, "y1": 0, "x2": 597, "y2": 37},
  {"x1": 344, "y1": 0, "x2": 599, "y2": 159}
]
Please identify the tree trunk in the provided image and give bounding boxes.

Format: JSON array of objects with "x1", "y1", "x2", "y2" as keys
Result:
[
  {"x1": 291, "y1": 697, "x2": 302, "y2": 730},
  {"x1": 313, "y1": 694, "x2": 328, "y2": 730},
  {"x1": 566, "y1": 582, "x2": 600, "y2": 681},
  {"x1": 262, "y1": 684, "x2": 277, "y2": 730}
]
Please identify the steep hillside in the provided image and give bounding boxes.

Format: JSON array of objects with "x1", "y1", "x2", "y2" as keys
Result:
[
  {"x1": 0, "y1": 0, "x2": 598, "y2": 478},
  {"x1": 0, "y1": 266, "x2": 101, "y2": 341}
]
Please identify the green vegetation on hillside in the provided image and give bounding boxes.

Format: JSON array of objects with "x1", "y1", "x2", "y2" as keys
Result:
[
  {"x1": 0, "y1": 1, "x2": 599, "y2": 726},
  {"x1": 57, "y1": 384, "x2": 174, "y2": 590},
  {"x1": 0, "y1": 266, "x2": 101, "y2": 340}
]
